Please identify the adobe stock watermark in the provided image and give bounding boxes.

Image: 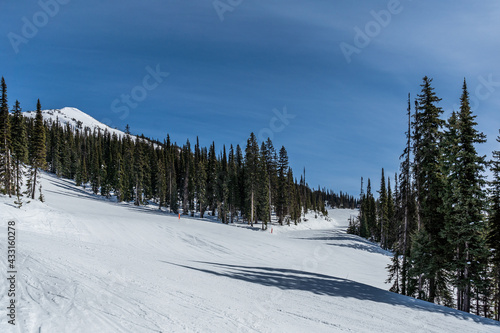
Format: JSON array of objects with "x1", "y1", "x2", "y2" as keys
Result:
[
  {"x1": 213, "y1": 0, "x2": 244, "y2": 22},
  {"x1": 7, "y1": 0, "x2": 71, "y2": 54},
  {"x1": 236, "y1": 106, "x2": 295, "y2": 150},
  {"x1": 256, "y1": 106, "x2": 295, "y2": 143},
  {"x1": 452, "y1": 74, "x2": 500, "y2": 111},
  {"x1": 109, "y1": 64, "x2": 170, "y2": 122},
  {"x1": 340, "y1": 0, "x2": 411, "y2": 64}
]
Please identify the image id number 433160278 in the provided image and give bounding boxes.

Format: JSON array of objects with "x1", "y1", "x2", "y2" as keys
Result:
[{"x1": 6, "y1": 220, "x2": 17, "y2": 325}]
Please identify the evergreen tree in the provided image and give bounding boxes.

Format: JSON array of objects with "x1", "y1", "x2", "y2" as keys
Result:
[
  {"x1": 0, "y1": 77, "x2": 12, "y2": 196},
  {"x1": 90, "y1": 132, "x2": 102, "y2": 194},
  {"x1": 77, "y1": 149, "x2": 89, "y2": 188},
  {"x1": 156, "y1": 150, "x2": 167, "y2": 210},
  {"x1": 398, "y1": 93, "x2": 415, "y2": 296},
  {"x1": 227, "y1": 144, "x2": 237, "y2": 223},
  {"x1": 27, "y1": 100, "x2": 46, "y2": 200},
  {"x1": 100, "y1": 132, "x2": 115, "y2": 198},
  {"x1": 122, "y1": 132, "x2": 134, "y2": 201},
  {"x1": 65, "y1": 123, "x2": 78, "y2": 179},
  {"x1": 196, "y1": 159, "x2": 208, "y2": 218},
  {"x1": 11, "y1": 100, "x2": 28, "y2": 206},
  {"x1": 387, "y1": 251, "x2": 401, "y2": 293},
  {"x1": 411, "y1": 76, "x2": 447, "y2": 303},
  {"x1": 49, "y1": 120, "x2": 62, "y2": 176},
  {"x1": 134, "y1": 139, "x2": 145, "y2": 205},
  {"x1": 218, "y1": 145, "x2": 229, "y2": 223},
  {"x1": 207, "y1": 142, "x2": 218, "y2": 216},
  {"x1": 378, "y1": 168, "x2": 388, "y2": 248},
  {"x1": 166, "y1": 148, "x2": 178, "y2": 213},
  {"x1": 386, "y1": 176, "x2": 396, "y2": 249},
  {"x1": 276, "y1": 146, "x2": 289, "y2": 225},
  {"x1": 356, "y1": 178, "x2": 370, "y2": 238},
  {"x1": 244, "y1": 133, "x2": 260, "y2": 226},
  {"x1": 442, "y1": 80, "x2": 488, "y2": 312},
  {"x1": 365, "y1": 179, "x2": 377, "y2": 239},
  {"x1": 181, "y1": 139, "x2": 192, "y2": 215},
  {"x1": 143, "y1": 141, "x2": 155, "y2": 201},
  {"x1": 257, "y1": 142, "x2": 270, "y2": 229},
  {"x1": 261, "y1": 138, "x2": 277, "y2": 222},
  {"x1": 290, "y1": 171, "x2": 301, "y2": 225},
  {"x1": 235, "y1": 144, "x2": 245, "y2": 218},
  {"x1": 489, "y1": 130, "x2": 500, "y2": 321}
]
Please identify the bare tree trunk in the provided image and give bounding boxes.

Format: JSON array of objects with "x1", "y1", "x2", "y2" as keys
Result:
[
  {"x1": 429, "y1": 276, "x2": 436, "y2": 303},
  {"x1": 230, "y1": 204, "x2": 234, "y2": 223},
  {"x1": 7, "y1": 148, "x2": 12, "y2": 197},
  {"x1": 31, "y1": 167, "x2": 37, "y2": 199},
  {"x1": 16, "y1": 161, "x2": 21, "y2": 198},
  {"x1": 268, "y1": 178, "x2": 272, "y2": 222},
  {"x1": 169, "y1": 170, "x2": 172, "y2": 213},
  {"x1": 134, "y1": 179, "x2": 139, "y2": 206},
  {"x1": 464, "y1": 242, "x2": 471, "y2": 313},
  {"x1": 250, "y1": 190, "x2": 254, "y2": 227},
  {"x1": 418, "y1": 274, "x2": 424, "y2": 300},
  {"x1": 183, "y1": 174, "x2": 189, "y2": 214}
]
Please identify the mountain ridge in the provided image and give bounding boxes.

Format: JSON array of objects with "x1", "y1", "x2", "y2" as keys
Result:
[{"x1": 23, "y1": 107, "x2": 127, "y2": 138}]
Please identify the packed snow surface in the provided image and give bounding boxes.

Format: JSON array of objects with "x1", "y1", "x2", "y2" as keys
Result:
[{"x1": 1, "y1": 173, "x2": 499, "y2": 332}]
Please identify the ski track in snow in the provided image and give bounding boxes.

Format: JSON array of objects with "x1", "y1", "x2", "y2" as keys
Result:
[{"x1": 0, "y1": 172, "x2": 499, "y2": 332}]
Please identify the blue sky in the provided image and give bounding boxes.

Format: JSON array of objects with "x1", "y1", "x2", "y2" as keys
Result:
[{"x1": 1, "y1": 0, "x2": 500, "y2": 195}]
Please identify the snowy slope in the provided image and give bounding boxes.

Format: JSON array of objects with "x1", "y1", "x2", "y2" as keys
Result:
[
  {"x1": 23, "y1": 107, "x2": 126, "y2": 138},
  {"x1": 1, "y1": 173, "x2": 499, "y2": 332}
]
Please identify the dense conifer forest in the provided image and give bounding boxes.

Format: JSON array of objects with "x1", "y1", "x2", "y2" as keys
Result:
[
  {"x1": 0, "y1": 77, "x2": 358, "y2": 230},
  {"x1": 349, "y1": 77, "x2": 500, "y2": 320}
]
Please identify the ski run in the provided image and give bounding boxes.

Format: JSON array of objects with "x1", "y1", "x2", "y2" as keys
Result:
[{"x1": 1, "y1": 172, "x2": 499, "y2": 332}]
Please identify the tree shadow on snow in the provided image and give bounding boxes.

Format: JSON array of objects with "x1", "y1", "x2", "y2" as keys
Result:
[
  {"x1": 46, "y1": 176, "x2": 191, "y2": 219},
  {"x1": 327, "y1": 242, "x2": 392, "y2": 256},
  {"x1": 47, "y1": 180, "x2": 98, "y2": 201},
  {"x1": 45, "y1": 176, "x2": 257, "y2": 225},
  {"x1": 161, "y1": 261, "x2": 500, "y2": 327},
  {"x1": 296, "y1": 231, "x2": 392, "y2": 256}
]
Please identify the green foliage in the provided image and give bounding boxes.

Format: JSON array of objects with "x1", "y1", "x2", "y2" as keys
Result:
[
  {"x1": 244, "y1": 132, "x2": 260, "y2": 226},
  {"x1": 27, "y1": 100, "x2": 47, "y2": 200},
  {"x1": 276, "y1": 146, "x2": 289, "y2": 225},
  {"x1": 441, "y1": 80, "x2": 488, "y2": 312},
  {"x1": 355, "y1": 78, "x2": 499, "y2": 318},
  {"x1": 0, "y1": 77, "x2": 12, "y2": 196},
  {"x1": 11, "y1": 100, "x2": 28, "y2": 204},
  {"x1": 378, "y1": 168, "x2": 388, "y2": 247}
]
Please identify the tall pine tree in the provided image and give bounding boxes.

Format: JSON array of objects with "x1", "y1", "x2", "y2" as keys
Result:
[
  {"x1": 0, "y1": 77, "x2": 12, "y2": 196},
  {"x1": 244, "y1": 133, "x2": 260, "y2": 226},
  {"x1": 28, "y1": 100, "x2": 46, "y2": 200},
  {"x1": 11, "y1": 100, "x2": 28, "y2": 206},
  {"x1": 489, "y1": 130, "x2": 500, "y2": 321},
  {"x1": 411, "y1": 77, "x2": 448, "y2": 303},
  {"x1": 276, "y1": 146, "x2": 289, "y2": 225}
]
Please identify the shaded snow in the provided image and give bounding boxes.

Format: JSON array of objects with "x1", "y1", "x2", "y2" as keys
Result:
[{"x1": 0, "y1": 172, "x2": 499, "y2": 332}]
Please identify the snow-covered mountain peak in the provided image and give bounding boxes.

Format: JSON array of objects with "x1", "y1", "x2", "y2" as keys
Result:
[{"x1": 23, "y1": 107, "x2": 126, "y2": 138}]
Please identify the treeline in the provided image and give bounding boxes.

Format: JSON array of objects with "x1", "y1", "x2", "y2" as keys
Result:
[
  {"x1": 324, "y1": 190, "x2": 357, "y2": 210},
  {"x1": 0, "y1": 77, "x2": 358, "y2": 229},
  {"x1": 349, "y1": 77, "x2": 500, "y2": 320},
  {"x1": 0, "y1": 79, "x2": 46, "y2": 205}
]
